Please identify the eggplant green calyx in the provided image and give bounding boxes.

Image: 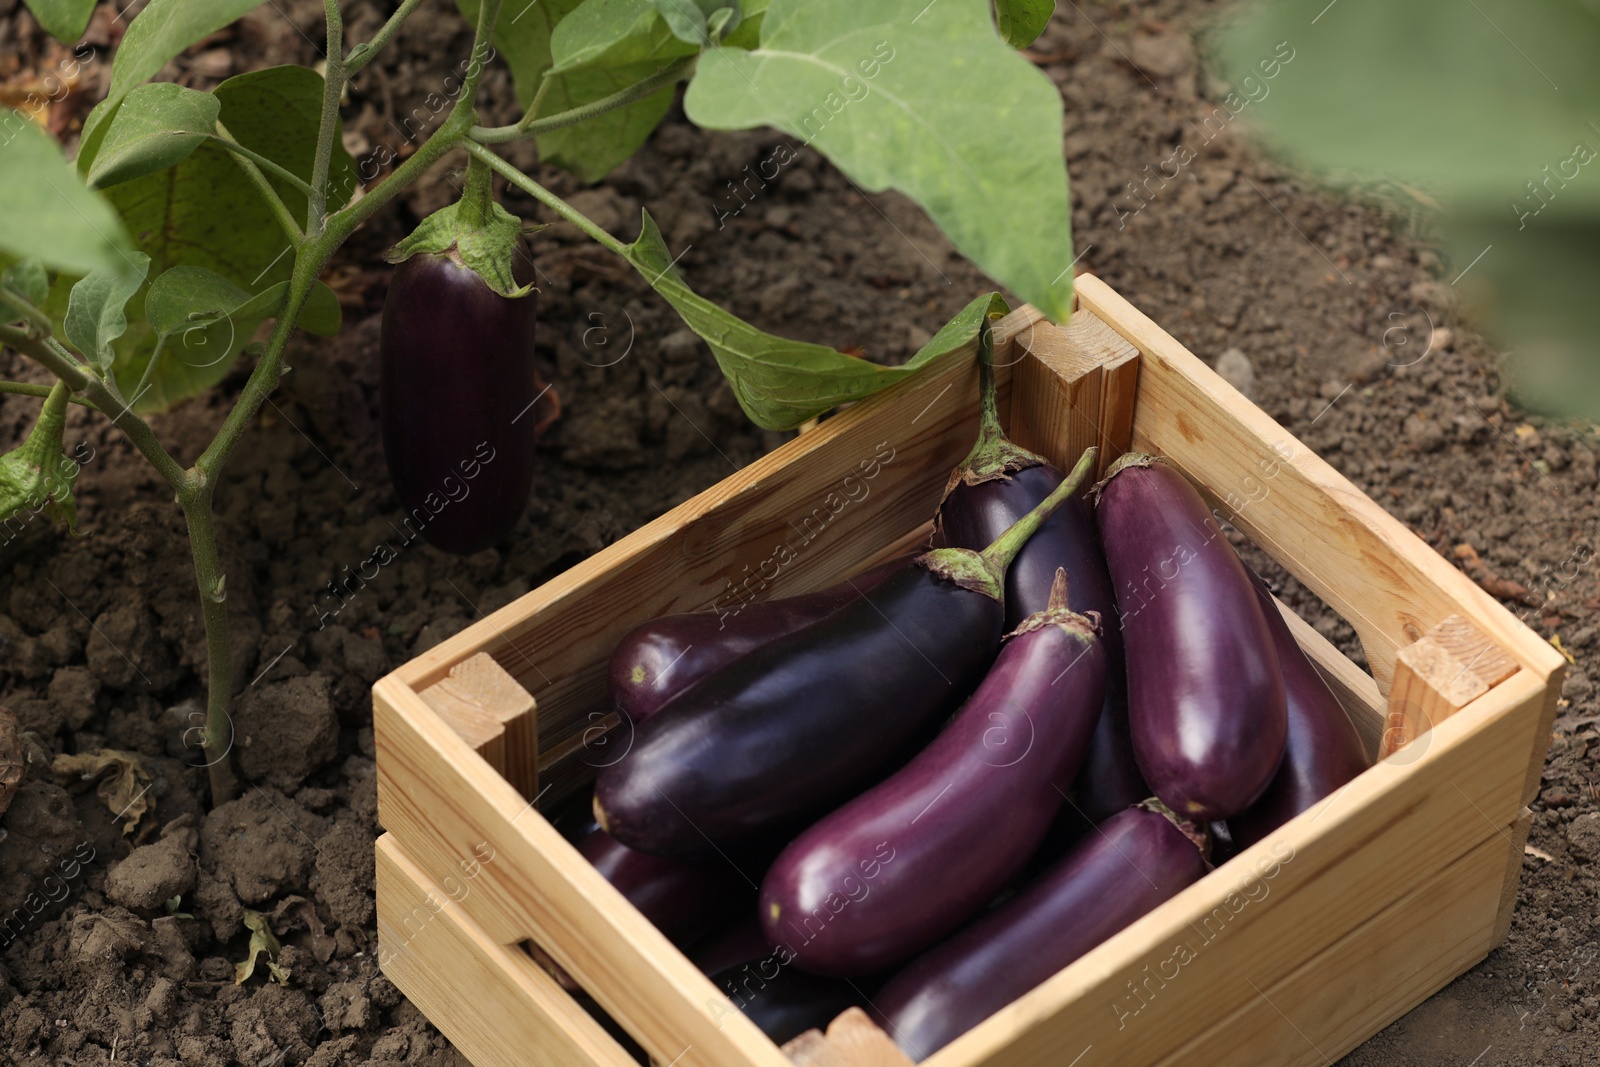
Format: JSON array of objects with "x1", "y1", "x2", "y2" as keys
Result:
[
  {"x1": 922, "y1": 446, "x2": 1098, "y2": 601},
  {"x1": 1004, "y1": 567, "x2": 1100, "y2": 641},
  {"x1": 0, "y1": 381, "x2": 79, "y2": 533},
  {"x1": 385, "y1": 154, "x2": 531, "y2": 298},
  {"x1": 1089, "y1": 450, "x2": 1159, "y2": 502},
  {"x1": 1140, "y1": 796, "x2": 1213, "y2": 863},
  {"x1": 948, "y1": 314, "x2": 1047, "y2": 487}
]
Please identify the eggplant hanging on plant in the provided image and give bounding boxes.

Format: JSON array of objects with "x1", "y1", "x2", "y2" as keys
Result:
[
  {"x1": 609, "y1": 556, "x2": 911, "y2": 724},
  {"x1": 380, "y1": 157, "x2": 555, "y2": 555},
  {"x1": 1094, "y1": 454, "x2": 1288, "y2": 820},
  {"x1": 760, "y1": 569, "x2": 1107, "y2": 977},
  {"x1": 934, "y1": 316, "x2": 1148, "y2": 833},
  {"x1": 593, "y1": 446, "x2": 1099, "y2": 856}
]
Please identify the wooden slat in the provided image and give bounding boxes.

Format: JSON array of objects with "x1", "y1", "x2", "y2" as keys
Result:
[
  {"x1": 1008, "y1": 319, "x2": 1103, "y2": 472},
  {"x1": 376, "y1": 676, "x2": 791, "y2": 1067},
  {"x1": 394, "y1": 306, "x2": 1047, "y2": 757},
  {"x1": 1073, "y1": 273, "x2": 1564, "y2": 808},
  {"x1": 1144, "y1": 826, "x2": 1514, "y2": 1067},
  {"x1": 1492, "y1": 808, "x2": 1534, "y2": 949},
  {"x1": 375, "y1": 833, "x2": 635, "y2": 1067},
  {"x1": 421, "y1": 653, "x2": 539, "y2": 800}
]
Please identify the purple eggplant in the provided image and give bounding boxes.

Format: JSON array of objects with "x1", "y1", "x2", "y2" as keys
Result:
[
  {"x1": 610, "y1": 558, "x2": 908, "y2": 724},
  {"x1": 873, "y1": 802, "x2": 1209, "y2": 1059},
  {"x1": 935, "y1": 318, "x2": 1147, "y2": 846},
  {"x1": 593, "y1": 448, "x2": 1099, "y2": 856},
  {"x1": 708, "y1": 953, "x2": 862, "y2": 1045},
  {"x1": 1095, "y1": 455, "x2": 1287, "y2": 820},
  {"x1": 691, "y1": 914, "x2": 774, "y2": 978},
  {"x1": 579, "y1": 830, "x2": 752, "y2": 946},
  {"x1": 380, "y1": 252, "x2": 546, "y2": 555},
  {"x1": 1229, "y1": 571, "x2": 1370, "y2": 847},
  {"x1": 760, "y1": 570, "x2": 1107, "y2": 977}
]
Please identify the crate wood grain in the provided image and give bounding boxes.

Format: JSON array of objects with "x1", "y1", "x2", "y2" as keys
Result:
[{"x1": 374, "y1": 276, "x2": 1564, "y2": 1067}]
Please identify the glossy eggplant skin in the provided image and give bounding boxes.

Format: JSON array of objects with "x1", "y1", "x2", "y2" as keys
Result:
[
  {"x1": 380, "y1": 253, "x2": 539, "y2": 555},
  {"x1": 578, "y1": 830, "x2": 751, "y2": 946},
  {"x1": 594, "y1": 565, "x2": 1004, "y2": 855},
  {"x1": 1096, "y1": 458, "x2": 1288, "y2": 820},
  {"x1": 760, "y1": 607, "x2": 1106, "y2": 976},
  {"x1": 873, "y1": 805, "x2": 1208, "y2": 1060},
  {"x1": 1229, "y1": 572, "x2": 1370, "y2": 847},
  {"x1": 708, "y1": 953, "x2": 862, "y2": 1045},
  {"x1": 938, "y1": 462, "x2": 1148, "y2": 843},
  {"x1": 609, "y1": 558, "x2": 908, "y2": 724}
]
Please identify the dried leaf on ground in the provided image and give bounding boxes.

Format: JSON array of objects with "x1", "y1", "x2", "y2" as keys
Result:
[
  {"x1": 52, "y1": 748, "x2": 153, "y2": 836},
  {"x1": 235, "y1": 908, "x2": 289, "y2": 985}
]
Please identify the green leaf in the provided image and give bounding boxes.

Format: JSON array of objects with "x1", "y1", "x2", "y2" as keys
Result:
[
  {"x1": 86, "y1": 65, "x2": 352, "y2": 411},
  {"x1": 0, "y1": 260, "x2": 50, "y2": 324},
  {"x1": 456, "y1": 0, "x2": 586, "y2": 102},
  {"x1": 87, "y1": 83, "x2": 221, "y2": 190},
  {"x1": 0, "y1": 383, "x2": 78, "y2": 533},
  {"x1": 22, "y1": 0, "x2": 96, "y2": 43},
  {"x1": 654, "y1": 0, "x2": 742, "y2": 44},
  {"x1": 540, "y1": 65, "x2": 681, "y2": 182},
  {"x1": 684, "y1": 0, "x2": 1074, "y2": 321},
  {"x1": 143, "y1": 265, "x2": 252, "y2": 336},
  {"x1": 623, "y1": 209, "x2": 1006, "y2": 428},
  {"x1": 549, "y1": 0, "x2": 695, "y2": 71},
  {"x1": 994, "y1": 0, "x2": 1054, "y2": 48},
  {"x1": 0, "y1": 117, "x2": 134, "y2": 276},
  {"x1": 78, "y1": 0, "x2": 268, "y2": 172},
  {"x1": 64, "y1": 252, "x2": 151, "y2": 370}
]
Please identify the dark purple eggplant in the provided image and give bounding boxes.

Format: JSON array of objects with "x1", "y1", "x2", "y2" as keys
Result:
[
  {"x1": 610, "y1": 557, "x2": 908, "y2": 724},
  {"x1": 1095, "y1": 455, "x2": 1288, "y2": 820},
  {"x1": 760, "y1": 570, "x2": 1107, "y2": 977},
  {"x1": 873, "y1": 802, "x2": 1209, "y2": 1059},
  {"x1": 935, "y1": 317, "x2": 1147, "y2": 847},
  {"x1": 593, "y1": 447, "x2": 1099, "y2": 856},
  {"x1": 579, "y1": 830, "x2": 752, "y2": 946},
  {"x1": 1228, "y1": 571, "x2": 1370, "y2": 847},
  {"x1": 380, "y1": 252, "x2": 545, "y2": 555},
  {"x1": 708, "y1": 952, "x2": 862, "y2": 1045},
  {"x1": 690, "y1": 914, "x2": 774, "y2": 978}
]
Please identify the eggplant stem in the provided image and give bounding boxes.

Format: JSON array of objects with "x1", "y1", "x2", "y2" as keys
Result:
[
  {"x1": 980, "y1": 446, "x2": 1097, "y2": 575},
  {"x1": 1046, "y1": 567, "x2": 1069, "y2": 612},
  {"x1": 947, "y1": 316, "x2": 1046, "y2": 486}
]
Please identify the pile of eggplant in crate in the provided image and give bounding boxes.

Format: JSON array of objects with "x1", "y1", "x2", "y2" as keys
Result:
[{"x1": 553, "y1": 322, "x2": 1371, "y2": 1060}]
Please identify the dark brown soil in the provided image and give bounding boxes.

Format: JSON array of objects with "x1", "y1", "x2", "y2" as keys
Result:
[{"x1": 1, "y1": 1, "x2": 1597, "y2": 1064}]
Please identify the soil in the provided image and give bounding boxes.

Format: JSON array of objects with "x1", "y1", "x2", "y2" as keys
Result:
[{"x1": 1, "y1": 1, "x2": 1598, "y2": 1064}]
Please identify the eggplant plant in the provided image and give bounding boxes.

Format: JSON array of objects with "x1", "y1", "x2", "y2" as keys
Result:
[{"x1": 0, "y1": 0, "x2": 1074, "y2": 805}]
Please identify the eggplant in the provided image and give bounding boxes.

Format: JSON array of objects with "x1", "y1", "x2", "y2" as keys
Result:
[
  {"x1": 593, "y1": 447, "x2": 1099, "y2": 856},
  {"x1": 690, "y1": 914, "x2": 775, "y2": 978},
  {"x1": 610, "y1": 557, "x2": 908, "y2": 724},
  {"x1": 380, "y1": 252, "x2": 545, "y2": 555},
  {"x1": 708, "y1": 953, "x2": 862, "y2": 1045},
  {"x1": 935, "y1": 318, "x2": 1147, "y2": 843},
  {"x1": 579, "y1": 830, "x2": 753, "y2": 946},
  {"x1": 1228, "y1": 571, "x2": 1370, "y2": 847},
  {"x1": 760, "y1": 570, "x2": 1107, "y2": 977},
  {"x1": 1095, "y1": 455, "x2": 1287, "y2": 820},
  {"x1": 873, "y1": 802, "x2": 1209, "y2": 1060}
]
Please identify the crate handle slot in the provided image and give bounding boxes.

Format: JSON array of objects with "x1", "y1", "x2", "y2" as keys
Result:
[{"x1": 1379, "y1": 614, "x2": 1520, "y2": 759}]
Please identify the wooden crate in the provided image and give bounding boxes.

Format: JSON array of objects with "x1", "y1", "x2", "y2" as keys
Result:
[{"x1": 372, "y1": 274, "x2": 1565, "y2": 1067}]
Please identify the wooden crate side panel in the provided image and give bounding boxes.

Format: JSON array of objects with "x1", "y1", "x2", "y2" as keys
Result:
[
  {"x1": 1493, "y1": 809, "x2": 1535, "y2": 949},
  {"x1": 375, "y1": 834, "x2": 635, "y2": 1067},
  {"x1": 1147, "y1": 828, "x2": 1511, "y2": 1067},
  {"x1": 395, "y1": 307, "x2": 1045, "y2": 754},
  {"x1": 374, "y1": 678, "x2": 791, "y2": 1067},
  {"x1": 1072, "y1": 274, "x2": 1563, "y2": 696},
  {"x1": 925, "y1": 670, "x2": 1545, "y2": 1067}
]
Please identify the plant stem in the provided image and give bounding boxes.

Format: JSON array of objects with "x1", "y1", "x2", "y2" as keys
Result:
[
  {"x1": 0, "y1": 379, "x2": 98, "y2": 407},
  {"x1": 306, "y1": 0, "x2": 347, "y2": 236},
  {"x1": 0, "y1": 324, "x2": 190, "y2": 489},
  {"x1": 473, "y1": 55, "x2": 698, "y2": 143},
  {"x1": 212, "y1": 124, "x2": 306, "y2": 245},
  {"x1": 345, "y1": 0, "x2": 428, "y2": 74},
  {"x1": 0, "y1": 287, "x2": 55, "y2": 337},
  {"x1": 464, "y1": 141, "x2": 629, "y2": 255},
  {"x1": 180, "y1": 491, "x2": 238, "y2": 804}
]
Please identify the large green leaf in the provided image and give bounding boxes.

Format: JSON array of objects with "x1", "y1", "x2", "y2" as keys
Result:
[
  {"x1": 994, "y1": 0, "x2": 1054, "y2": 48},
  {"x1": 0, "y1": 261, "x2": 49, "y2": 325},
  {"x1": 624, "y1": 209, "x2": 1006, "y2": 428},
  {"x1": 22, "y1": 0, "x2": 96, "y2": 43},
  {"x1": 0, "y1": 117, "x2": 133, "y2": 276},
  {"x1": 1215, "y1": 0, "x2": 1600, "y2": 415},
  {"x1": 64, "y1": 253, "x2": 151, "y2": 371},
  {"x1": 78, "y1": 0, "x2": 268, "y2": 172},
  {"x1": 654, "y1": 0, "x2": 742, "y2": 44},
  {"x1": 85, "y1": 65, "x2": 352, "y2": 411},
  {"x1": 87, "y1": 83, "x2": 221, "y2": 190},
  {"x1": 457, "y1": 0, "x2": 586, "y2": 99},
  {"x1": 684, "y1": 0, "x2": 1074, "y2": 320}
]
